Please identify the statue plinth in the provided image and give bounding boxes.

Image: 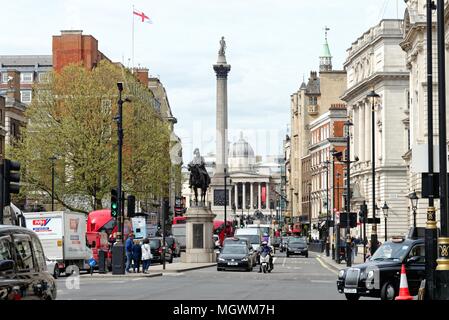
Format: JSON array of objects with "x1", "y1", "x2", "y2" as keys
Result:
[{"x1": 181, "y1": 205, "x2": 216, "y2": 263}]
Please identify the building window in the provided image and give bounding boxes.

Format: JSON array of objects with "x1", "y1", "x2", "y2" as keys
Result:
[
  {"x1": 1, "y1": 73, "x2": 8, "y2": 83},
  {"x1": 20, "y1": 72, "x2": 33, "y2": 83},
  {"x1": 20, "y1": 90, "x2": 32, "y2": 103},
  {"x1": 38, "y1": 72, "x2": 48, "y2": 83}
]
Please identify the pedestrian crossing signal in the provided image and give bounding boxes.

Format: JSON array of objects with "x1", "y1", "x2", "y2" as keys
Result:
[{"x1": 111, "y1": 188, "x2": 119, "y2": 217}]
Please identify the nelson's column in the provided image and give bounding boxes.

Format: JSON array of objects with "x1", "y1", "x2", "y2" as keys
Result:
[{"x1": 209, "y1": 36, "x2": 232, "y2": 219}]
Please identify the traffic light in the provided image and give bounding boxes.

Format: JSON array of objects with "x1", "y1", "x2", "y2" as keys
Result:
[
  {"x1": 2, "y1": 159, "x2": 21, "y2": 206},
  {"x1": 359, "y1": 202, "x2": 368, "y2": 223},
  {"x1": 127, "y1": 195, "x2": 136, "y2": 217},
  {"x1": 111, "y1": 188, "x2": 119, "y2": 217}
]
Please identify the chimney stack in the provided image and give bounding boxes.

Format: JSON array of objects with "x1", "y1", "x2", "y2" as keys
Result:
[{"x1": 6, "y1": 70, "x2": 20, "y2": 102}]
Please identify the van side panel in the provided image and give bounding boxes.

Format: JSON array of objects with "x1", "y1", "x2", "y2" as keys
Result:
[
  {"x1": 64, "y1": 212, "x2": 89, "y2": 260},
  {"x1": 24, "y1": 212, "x2": 64, "y2": 260}
]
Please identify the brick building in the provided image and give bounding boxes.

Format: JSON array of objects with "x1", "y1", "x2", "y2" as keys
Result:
[{"x1": 308, "y1": 104, "x2": 347, "y2": 240}]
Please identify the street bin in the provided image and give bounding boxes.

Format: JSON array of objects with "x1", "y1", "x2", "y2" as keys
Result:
[{"x1": 98, "y1": 250, "x2": 107, "y2": 274}]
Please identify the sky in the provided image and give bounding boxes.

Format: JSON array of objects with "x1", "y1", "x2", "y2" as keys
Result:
[{"x1": 0, "y1": 0, "x2": 406, "y2": 163}]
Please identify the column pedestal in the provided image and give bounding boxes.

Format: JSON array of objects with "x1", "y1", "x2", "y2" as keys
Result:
[{"x1": 182, "y1": 205, "x2": 216, "y2": 263}]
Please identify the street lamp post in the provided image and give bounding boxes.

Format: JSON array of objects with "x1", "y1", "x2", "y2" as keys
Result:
[
  {"x1": 330, "y1": 148, "x2": 337, "y2": 260},
  {"x1": 324, "y1": 160, "x2": 330, "y2": 257},
  {"x1": 367, "y1": 89, "x2": 380, "y2": 255},
  {"x1": 382, "y1": 201, "x2": 389, "y2": 242},
  {"x1": 224, "y1": 168, "x2": 232, "y2": 237},
  {"x1": 344, "y1": 120, "x2": 353, "y2": 267},
  {"x1": 425, "y1": 0, "x2": 437, "y2": 300},
  {"x1": 308, "y1": 182, "x2": 312, "y2": 242},
  {"x1": 49, "y1": 156, "x2": 57, "y2": 211},
  {"x1": 436, "y1": 0, "x2": 449, "y2": 300},
  {"x1": 409, "y1": 190, "x2": 418, "y2": 231},
  {"x1": 335, "y1": 172, "x2": 341, "y2": 263},
  {"x1": 112, "y1": 82, "x2": 130, "y2": 275}
]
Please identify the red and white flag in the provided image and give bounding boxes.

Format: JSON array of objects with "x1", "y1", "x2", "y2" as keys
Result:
[{"x1": 133, "y1": 9, "x2": 152, "y2": 24}]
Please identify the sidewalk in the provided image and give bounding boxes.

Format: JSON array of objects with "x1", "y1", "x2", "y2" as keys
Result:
[
  {"x1": 80, "y1": 262, "x2": 216, "y2": 278},
  {"x1": 80, "y1": 271, "x2": 163, "y2": 279},
  {"x1": 316, "y1": 245, "x2": 365, "y2": 273},
  {"x1": 150, "y1": 262, "x2": 216, "y2": 273}
]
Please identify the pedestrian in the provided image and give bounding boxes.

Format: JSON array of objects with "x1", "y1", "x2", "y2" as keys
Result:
[
  {"x1": 132, "y1": 240, "x2": 142, "y2": 273},
  {"x1": 125, "y1": 232, "x2": 134, "y2": 273},
  {"x1": 141, "y1": 238, "x2": 153, "y2": 274}
]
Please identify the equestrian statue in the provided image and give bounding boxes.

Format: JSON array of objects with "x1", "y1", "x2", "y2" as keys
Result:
[{"x1": 188, "y1": 148, "x2": 211, "y2": 206}]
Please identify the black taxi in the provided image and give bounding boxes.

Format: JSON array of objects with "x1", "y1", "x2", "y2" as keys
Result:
[
  {"x1": 0, "y1": 225, "x2": 57, "y2": 300},
  {"x1": 337, "y1": 236, "x2": 425, "y2": 300}
]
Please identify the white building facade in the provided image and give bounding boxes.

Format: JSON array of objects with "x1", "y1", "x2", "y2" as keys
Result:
[
  {"x1": 341, "y1": 19, "x2": 411, "y2": 239},
  {"x1": 400, "y1": 0, "x2": 448, "y2": 230}
]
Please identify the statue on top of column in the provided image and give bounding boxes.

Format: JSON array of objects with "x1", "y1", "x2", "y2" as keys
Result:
[{"x1": 218, "y1": 36, "x2": 226, "y2": 56}]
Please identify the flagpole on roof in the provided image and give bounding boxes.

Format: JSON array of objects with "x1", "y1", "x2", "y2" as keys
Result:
[{"x1": 132, "y1": 4, "x2": 135, "y2": 72}]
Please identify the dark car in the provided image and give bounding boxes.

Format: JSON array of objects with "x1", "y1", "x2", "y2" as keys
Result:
[
  {"x1": 286, "y1": 237, "x2": 308, "y2": 257},
  {"x1": 0, "y1": 225, "x2": 57, "y2": 300},
  {"x1": 337, "y1": 237, "x2": 425, "y2": 300},
  {"x1": 217, "y1": 245, "x2": 253, "y2": 272},
  {"x1": 223, "y1": 237, "x2": 257, "y2": 267},
  {"x1": 149, "y1": 237, "x2": 174, "y2": 264},
  {"x1": 165, "y1": 236, "x2": 181, "y2": 257}
]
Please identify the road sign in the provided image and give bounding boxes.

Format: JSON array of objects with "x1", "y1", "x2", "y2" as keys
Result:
[
  {"x1": 367, "y1": 217, "x2": 381, "y2": 224},
  {"x1": 339, "y1": 212, "x2": 357, "y2": 228}
]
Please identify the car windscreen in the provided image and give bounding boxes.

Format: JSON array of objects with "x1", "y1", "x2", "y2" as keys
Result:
[
  {"x1": 370, "y1": 242, "x2": 409, "y2": 262},
  {"x1": 224, "y1": 239, "x2": 247, "y2": 246},
  {"x1": 238, "y1": 235, "x2": 260, "y2": 245},
  {"x1": 222, "y1": 245, "x2": 248, "y2": 255},
  {"x1": 289, "y1": 238, "x2": 306, "y2": 245},
  {"x1": 149, "y1": 239, "x2": 161, "y2": 249}
]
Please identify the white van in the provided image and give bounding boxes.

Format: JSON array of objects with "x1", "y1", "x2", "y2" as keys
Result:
[
  {"x1": 234, "y1": 228, "x2": 262, "y2": 251},
  {"x1": 246, "y1": 224, "x2": 272, "y2": 245}
]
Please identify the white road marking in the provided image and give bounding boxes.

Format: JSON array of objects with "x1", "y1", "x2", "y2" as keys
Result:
[
  {"x1": 310, "y1": 280, "x2": 334, "y2": 283},
  {"x1": 163, "y1": 273, "x2": 185, "y2": 276},
  {"x1": 273, "y1": 257, "x2": 277, "y2": 264},
  {"x1": 282, "y1": 257, "x2": 287, "y2": 267}
]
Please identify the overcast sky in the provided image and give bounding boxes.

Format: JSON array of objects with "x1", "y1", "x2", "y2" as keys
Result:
[{"x1": 1, "y1": 0, "x2": 406, "y2": 163}]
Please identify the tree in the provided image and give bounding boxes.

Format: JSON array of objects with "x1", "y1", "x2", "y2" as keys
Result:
[{"x1": 9, "y1": 61, "x2": 172, "y2": 214}]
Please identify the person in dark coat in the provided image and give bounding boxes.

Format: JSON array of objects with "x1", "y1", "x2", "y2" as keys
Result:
[
  {"x1": 125, "y1": 233, "x2": 134, "y2": 273},
  {"x1": 132, "y1": 240, "x2": 142, "y2": 273}
]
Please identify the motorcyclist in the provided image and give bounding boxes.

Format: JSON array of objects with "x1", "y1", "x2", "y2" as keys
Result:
[
  {"x1": 258, "y1": 241, "x2": 273, "y2": 273},
  {"x1": 262, "y1": 232, "x2": 270, "y2": 244}
]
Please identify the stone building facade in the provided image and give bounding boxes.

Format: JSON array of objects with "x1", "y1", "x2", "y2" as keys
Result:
[
  {"x1": 400, "y1": 0, "x2": 449, "y2": 229},
  {"x1": 341, "y1": 19, "x2": 410, "y2": 239},
  {"x1": 288, "y1": 32, "x2": 347, "y2": 235}
]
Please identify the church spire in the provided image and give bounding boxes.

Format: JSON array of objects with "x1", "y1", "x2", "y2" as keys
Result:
[{"x1": 320, "y1": 26, "x2": 332, "y2": 72}]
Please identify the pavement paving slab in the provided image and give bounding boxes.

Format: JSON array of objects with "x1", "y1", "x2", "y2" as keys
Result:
[{"x1": 80, "y1": 272, "x2": 163, "y2": 279}]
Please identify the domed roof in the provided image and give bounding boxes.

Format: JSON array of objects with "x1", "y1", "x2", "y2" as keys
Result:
[{"x1": 229, "y1": 134, "x2": 254, "y2": 158}]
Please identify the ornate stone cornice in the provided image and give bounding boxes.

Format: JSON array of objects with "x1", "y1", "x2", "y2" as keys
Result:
[
  {"x1": 341, "y1": 72, "x2": 409, "y2": 102},
  {"x1": 213, "y1": 64, "x2": 231, "y2": 79}
]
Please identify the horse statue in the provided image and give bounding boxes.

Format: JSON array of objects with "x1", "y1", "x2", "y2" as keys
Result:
[{"x1": 188, "y1": 148, "x2": 211, "y2": 206}]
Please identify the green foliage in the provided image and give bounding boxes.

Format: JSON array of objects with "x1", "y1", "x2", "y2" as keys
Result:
[{"x1": 8, "y1": 61, "x2": 172, "y2": 213}]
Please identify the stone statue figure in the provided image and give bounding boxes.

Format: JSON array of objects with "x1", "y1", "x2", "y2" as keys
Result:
[
  {"x1": 218, "y1": 36, "x2": 226, "y2": 56},
  {"x1": 188, "y1": 148, "x2": 211, "y2": 206}
]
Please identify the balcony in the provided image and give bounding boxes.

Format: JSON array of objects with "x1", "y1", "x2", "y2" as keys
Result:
[{"x1": 308, "y1": 104, "x2": 319, "y2": 115}]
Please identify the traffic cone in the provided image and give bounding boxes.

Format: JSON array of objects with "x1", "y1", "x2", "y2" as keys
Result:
[{"x1": 395, "y1": 264, "x2": 413, "y2": 300}]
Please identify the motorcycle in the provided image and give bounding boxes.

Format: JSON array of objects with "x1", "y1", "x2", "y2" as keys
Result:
[{"x1": 260, "y1": 252, "x2": 272, "y2": 273}]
